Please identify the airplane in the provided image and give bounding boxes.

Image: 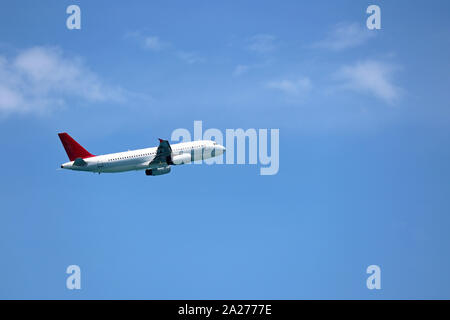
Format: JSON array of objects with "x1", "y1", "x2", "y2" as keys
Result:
[{"x1": 58, "y1": 132, "x2": 226, "y2": 176}]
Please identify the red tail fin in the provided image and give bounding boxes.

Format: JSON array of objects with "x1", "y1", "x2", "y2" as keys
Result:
[{"x1": 58, "y1": 132, "x2": 95, "y2": 161}]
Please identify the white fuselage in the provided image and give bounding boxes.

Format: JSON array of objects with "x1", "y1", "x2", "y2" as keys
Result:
[{"x1": 61, "y1": 140, "x2": 225, "y2": 173}]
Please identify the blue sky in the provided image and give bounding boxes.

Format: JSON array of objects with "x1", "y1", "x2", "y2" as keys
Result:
[{"x1": 1, "y1": 0, "x2": 450, "y2": 299}]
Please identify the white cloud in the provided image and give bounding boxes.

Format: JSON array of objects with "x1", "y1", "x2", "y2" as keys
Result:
[
  {"x1": 312, "y1": 23, "x2": 374, "y2": 51},
  {"x1": 267, "y1": 77, "x2": 312, "y2": 95},
  {"x1": 335, "y1": 60, "x2": 401, "y2": 104},
  {"x1": 0, "y1": 46, "x2": 125, "y2": 114},
  {"x1": 247, "y1": 34, "x2": 277, "y2": 53}
]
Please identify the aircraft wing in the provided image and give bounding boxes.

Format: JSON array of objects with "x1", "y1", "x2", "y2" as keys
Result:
[{"x1": 149, "y1": 139, "x2": 173, "y2": 166}]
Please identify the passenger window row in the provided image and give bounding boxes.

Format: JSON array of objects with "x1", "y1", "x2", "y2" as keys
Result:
[
  {"x1": 107, "y1": 152, "x2": 155, "y2": 162},
  {"x1": 105, "y1": 145, "x2": 206, "y2": 162}
]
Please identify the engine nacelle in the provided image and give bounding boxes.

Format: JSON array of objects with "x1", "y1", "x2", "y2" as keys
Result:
[
  {"x1": 172, "y1": 153, "x2": 192, "y2": 165},
  {"x1": 145, "y1": 166, "x2": 171, "y2": 176}
]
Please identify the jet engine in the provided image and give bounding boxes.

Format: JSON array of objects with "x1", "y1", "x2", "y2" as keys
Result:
[
  {"x1": 145, "y1": 166, "x2": 171, "y2": 176},
  {"x1": 171, "y1": 153, "x2": 192, "y2": 165}
]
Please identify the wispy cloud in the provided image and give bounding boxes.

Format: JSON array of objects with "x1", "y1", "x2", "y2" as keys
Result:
[
  {"x1": 176, "y1": 51, "x2": 204, "y2": 64},
  {"x1": 247, "y1": 34, "x2": 277, "y2": 53},
  {"x1": 334, "y1": 60, "x2": 401, "y2": 104},
  {"x1": 312, "y1": 22, "x2": 374, "y2": 51},
  {"x1": 267, "y1": 77, "x2": 312, "y2": 95},
  {"x1": 126, "y1": 32, "x2": 204, "y2": 64},
  {"x1": 143, "y1": 36, "x2": 164, "y2": 51},
  {"x1": 125, "y1": 32, "x2": 167, "y2": 51},
  {"x1": 0, "y1": 46, "x2": 126, "y2": 115},
  {"x1": 232, "y1": 59, "x2": 274, "y2": 77},
  {"x1": 233, "y1": 64, "x2": 250, "y2": 77}
]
